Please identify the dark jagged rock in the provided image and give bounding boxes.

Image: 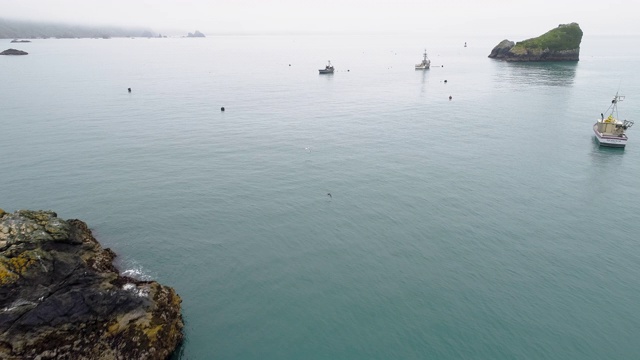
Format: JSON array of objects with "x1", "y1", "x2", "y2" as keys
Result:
[
  {"x1": 0, "y1": 210, "x2": 183, "y2": 359},
  {"x1": 488, "y1": 23, "x2": 583, "y2": 61},
  {"x1": 187, "y1": 30, "x2": 205, "y2": 38},
  {"x1": 488, "y1": 40, "x2": 515, "y2": 59},
  {"x1": 0, "y1": 49, "x2": 28, "y2": 56}
]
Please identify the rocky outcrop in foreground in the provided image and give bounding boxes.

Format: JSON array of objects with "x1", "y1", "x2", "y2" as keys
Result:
[
  {"x1": 0, "y1": 209, "x2": 183, "y2": 359},
  {"x1": 488, "y1": 23, "x2": 583, "y2": 61},
  {"x1": 0, "y1": 49, "x2": 28, "y2": 55}
]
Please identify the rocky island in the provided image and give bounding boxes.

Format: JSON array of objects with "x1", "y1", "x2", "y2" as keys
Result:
[
  {"x1": 187, "y1": 30, "x2": 205, "y2": 38},
  {"x1": 0, "y1": 49, "x2": 28, "y2": 56},
  {"x1": 488, "y1": 23, "x2": 583, "y2": 61},
  {"x1": 0, "y1": 209, "x2": 183, "y2": 359}
]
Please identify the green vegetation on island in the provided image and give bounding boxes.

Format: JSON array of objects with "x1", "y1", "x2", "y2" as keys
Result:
[{"x1": 512, "y1": 23, "x2": 583, "y2": 52}]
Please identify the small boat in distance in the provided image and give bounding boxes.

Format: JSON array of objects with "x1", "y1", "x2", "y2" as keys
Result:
[
  {"x1": 593, "y1": 92, "x2": 634, "y2": 147},
  {"x1": 415, "y1": 50, "x2": 431, "y2": 70},
  {"x1": 319, "y1": 61, "x2": 334, "y2": 74}
]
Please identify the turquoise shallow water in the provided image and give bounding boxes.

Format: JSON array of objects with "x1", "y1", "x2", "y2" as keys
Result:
[{"x1": 2, "y1": 34, "x2": 640, "y2": 359}]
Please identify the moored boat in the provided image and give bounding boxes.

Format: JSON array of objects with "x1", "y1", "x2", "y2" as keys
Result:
[
  {"x1": 319, "y1": 61, "x2": 334, "y2": 74},
  {"x1": 593, "y1": 93, "x2": 634, "y2": 147},
  {"x1": 415, "y1": 50, "x2": 430, "y2": 70}
]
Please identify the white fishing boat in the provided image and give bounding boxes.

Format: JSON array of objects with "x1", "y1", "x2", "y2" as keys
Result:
[
  {"x1": 593, "y1": 93, "x2": 634, "y2": 148},
  {"x1": 415, "y1": 50, "x2": 430, "y2": 70},
  {"x1": 319, "y1": 61, "x2": 334, "y2": 74}
]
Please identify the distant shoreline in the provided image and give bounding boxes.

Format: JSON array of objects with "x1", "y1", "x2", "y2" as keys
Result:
[{"x1": 0, "y1": 18, "x2": 157, "y2": 39}]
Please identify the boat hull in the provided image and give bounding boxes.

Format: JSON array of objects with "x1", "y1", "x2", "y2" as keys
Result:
[
  {"x1": 593, "y1": 123, "x2": 627, "y2": 147},
  {"x1": 318, "y1": 70, "x2": 334, "y2": 74}
]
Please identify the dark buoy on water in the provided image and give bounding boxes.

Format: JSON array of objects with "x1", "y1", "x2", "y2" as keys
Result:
[
  {"x1": 221, "y1": 107, "x2": 225, "y2": 112},
  {"x1": 127, "y1": 87, "x2": 131, "y2": 93},
  {"x1": 449, "y1": 96, "x2": 452, "y2": 100},
  {"x1": 444, "y1": 80, "x2": 447, "y2": 83}
]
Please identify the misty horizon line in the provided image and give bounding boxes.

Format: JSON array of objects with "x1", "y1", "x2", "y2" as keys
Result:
[{"x1": 3, "y1": 17, "x2": 637, "y2": 39}]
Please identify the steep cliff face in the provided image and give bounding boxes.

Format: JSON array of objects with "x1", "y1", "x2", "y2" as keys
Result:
[
  {"x1": 0, "y1": 209, "x2": 183, "y2": 359},
  {"x1": 488, "y1": 23, "x2": 583, "y2": 61}
]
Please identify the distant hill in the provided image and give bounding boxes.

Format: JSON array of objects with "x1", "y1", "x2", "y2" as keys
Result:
[{"x1": 0, "y1": 18, "x2": 156, "y2": 39}]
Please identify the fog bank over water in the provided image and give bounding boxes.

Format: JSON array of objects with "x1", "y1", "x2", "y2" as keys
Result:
[{"x1": 0, "y1": 0, "x2": 638, "y2": 36}]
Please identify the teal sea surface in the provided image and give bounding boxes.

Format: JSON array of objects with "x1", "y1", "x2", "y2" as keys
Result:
[{"x1": 2, "y1": 34, "x2": 640, "y2": 359}]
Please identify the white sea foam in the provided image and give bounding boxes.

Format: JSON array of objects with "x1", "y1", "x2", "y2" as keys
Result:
[
  {"x1": 122, "y1": 266, "x2": 152, "y2": 281},
  {"x1": 122, "y1": 283, "x2": 149, "y2": 298}
]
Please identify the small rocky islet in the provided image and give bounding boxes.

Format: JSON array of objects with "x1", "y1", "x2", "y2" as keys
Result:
[
  {"x1": 0, "y1": 49, "x2": 28, "y2": 56},
  {"x1": 0, "y1": 209, "x2": 183, "y2": 359},
  {"x1": 488, "y1": 22, "x2": 583, "y2": 61}
]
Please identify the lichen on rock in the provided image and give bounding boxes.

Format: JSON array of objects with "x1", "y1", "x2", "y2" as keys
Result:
[{"x1": 0, "y1": 209, "x2": 183, "y2": 359}]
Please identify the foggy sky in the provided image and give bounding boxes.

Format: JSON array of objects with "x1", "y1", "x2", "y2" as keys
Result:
[{"x1": 0, "y1": 0, "x2": 637, "y2": 36}]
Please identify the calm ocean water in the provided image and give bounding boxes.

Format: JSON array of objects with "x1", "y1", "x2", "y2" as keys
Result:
[{"x1": 2, "y1": 33, "x2": 640, "y2": 359}]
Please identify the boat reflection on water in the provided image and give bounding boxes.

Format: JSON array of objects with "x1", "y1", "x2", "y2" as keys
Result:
[{"x1": 495, "y1": 61, "x2": 578, "y2": 87}]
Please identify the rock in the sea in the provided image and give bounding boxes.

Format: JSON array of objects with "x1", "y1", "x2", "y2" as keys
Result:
[
  {"x1": 488, "y1": 39, "x2": 515, "y2": 59},
  {"x1": 488, "y1": 23, "x2": 583, "y2": 61},
  {"x1": 0, "y1": 48, "x2": 28, "y2": 56},
  {"x1": 187, "y1": 30, "x2": 205, "y2": 38},
  {"x1": 0, "y1": 210, "x2": 183, "y2": 359}
]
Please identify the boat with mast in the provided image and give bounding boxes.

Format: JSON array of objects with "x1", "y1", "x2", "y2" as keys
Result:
[
  {"x1": 593, "y1": 92, "x2": 634, "y2": 147},
  {"x1": 415, "y1": 50, "x2": 431, "y2": 70},
  {"x1": 319, "y1": 61, "x2": 334, "y2": 74}
]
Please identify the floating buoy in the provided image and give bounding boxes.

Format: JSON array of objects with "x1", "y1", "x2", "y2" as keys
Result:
[
  {"x1": 127, "y1": 88, "x2": 131, "y2": 93},
  {"x1": 444, "y1": 80, "x2": 447, "y2": 83},
  {"x1": 289, "y1": 64, "x2": 291, "y2": 66},
  {"x1": 449, "y1": 96, "x2": 452, "y2": 100},
  {"x1": 221, "y1": 107, "x2": 225, "y2": 112}
]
